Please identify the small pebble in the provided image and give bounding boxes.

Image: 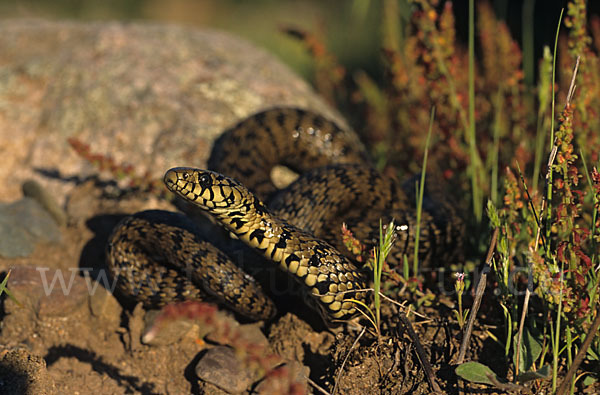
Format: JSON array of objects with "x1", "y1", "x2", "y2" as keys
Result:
[
  {"x1": 0, "y1": 197, "x2": 61, "y2": 258},
  {"x1": 22, "y1": 180, "x2": 67, "y2": 226},
  {"x1": 0, "y1": 220, "x2": 35, "y2": 258},
  {"x1": 195, "y1": 346, "x2": 254, "y2": 394}
]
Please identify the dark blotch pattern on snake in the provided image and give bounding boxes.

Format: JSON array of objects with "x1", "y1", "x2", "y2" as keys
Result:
[{"x1": 106, "y1": 108, "x2": 464, "y2": 324}]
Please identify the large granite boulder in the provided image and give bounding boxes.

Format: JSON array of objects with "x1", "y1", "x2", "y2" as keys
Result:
[{"x1": 0, "y1": 19, "x2": 344, "y2": 204}]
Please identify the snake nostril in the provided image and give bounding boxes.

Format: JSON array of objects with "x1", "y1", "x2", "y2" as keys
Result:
[{"x1": 164, "y1": 169, "x2": 178, "y2": 187}]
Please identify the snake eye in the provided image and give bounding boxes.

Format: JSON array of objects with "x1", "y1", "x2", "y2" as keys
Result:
[{"x1": 198, "y1": 174, "x2": 212, "y2": 189}]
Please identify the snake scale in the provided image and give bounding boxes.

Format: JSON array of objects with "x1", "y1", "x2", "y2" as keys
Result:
[{"x1": 106, "y1": 108, "x2": 463, "y2": 324}]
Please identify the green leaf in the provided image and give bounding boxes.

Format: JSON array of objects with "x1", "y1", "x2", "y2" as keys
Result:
[
  {"x1": 513, "y1": 325, "x2": 543, "y2": 372},
  {"x1": 516, "y1": 365, "x2": 551, "y2": 383},
  {"x1": 455, "y1": 362, "x2": 502, "y2": 385},
  {"x1": 582, "y1": 375, "x2": 598, "y2": 387},
  {"x1": 453, "y1": 310, "x2": 461, "y2": 323},
  {"x1": 0, "y1": 270, "x2": 23, "y2": 308},
  {"x1": 0, "y1": 270, "x2": 9, "y2": 295},
  {"x1": 586, "y1": 342, "x2": 599, "y2": 361},
  {"x1": 402, "y1": 254, "x2": 409, "y2": 279}
]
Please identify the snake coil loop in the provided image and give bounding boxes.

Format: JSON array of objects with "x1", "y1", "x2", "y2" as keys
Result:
[{"x1": 106, "y1": 108, "x2": 463, "y2": 324}]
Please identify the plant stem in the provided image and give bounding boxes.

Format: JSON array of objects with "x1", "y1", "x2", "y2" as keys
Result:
[
  {"x1": 552, "y1": 261, "x2": 564, "y2": 392},
  {"x1": 491, "y1": 87, "x2": 504, "y2": 205},
  {"x1": 375, "y1": 221, "x2": 383, "y2": 336},
  {"x1": 566, "y1": 327, "x2": 574, "y2": 394},
  {"x1": 533, "y1": 46, "x2": 553, "y2": 192},
  {"x1": 545, "y1": 8, "x2": 564, "y2": 257},
  {"x1": 374, "y1": 218, "x2": 395, "y2": 338},
  {"x1": 468, "y1": 0, "x2": 481, "y2": 221},
  {"x1": 514, "y1": 162, "x2": 546, "y2": 376},
  {"x1": 413, "y1": 106, "x2": 434, "y2": 277}
]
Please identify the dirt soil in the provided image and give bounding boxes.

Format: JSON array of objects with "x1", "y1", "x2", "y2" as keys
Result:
[{"x1": 0, "y1": 181, "x2": 528, "y2": 395}]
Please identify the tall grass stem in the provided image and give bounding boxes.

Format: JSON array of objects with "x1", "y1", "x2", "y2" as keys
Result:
[
  {"x1": 552, "y1": 263, "x2": 565, "y2": 392},
  {"x1": 522, "y1": 0, "x2": 535, "y2": 87},
  {"x1": 545, "y1": 8, "x2": 564, "y2": 256},
  {"x1": 413, "y1": 106, "x2": 435, "y2": 277},
  {"x1": 468, "y1": 0, "x2": 482, "y2": 221}
]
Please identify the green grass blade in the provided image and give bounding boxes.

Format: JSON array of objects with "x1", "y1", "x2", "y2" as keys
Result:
[
  {"x1": 545, "y1": 8, "x2": 564, "y2": 257},
  {"x1": 533, "y1": 46, "x2": 553, "y2": 192},
  {"x1": 374, "y1": 219, "x2": 395, "y2": 334},
  {"x1": 468, "y1": 0, "x2": 482, "y2": 221},
  {"x1": 0, "y1": 270, "x2": 22, "y2": 308},
  {"x1": 522, "y1": 0, "x2": 535, "y2": 87},
  {"x1": 348, "y1": 298, "x2": 377, "y2": 331},
  {"x1": 413, "y1": 106, "x2": 434, "y2": 277}
]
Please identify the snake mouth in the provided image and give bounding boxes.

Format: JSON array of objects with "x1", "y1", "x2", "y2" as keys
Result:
[
  {"x1": 164, "y1": 167, "x2": 205, "y2": 192},
  {"x1": 164, "y1": 167, "x2": 250, "y2": 211},
  {"x1": 163, "y1": 168, "x2": 181, "y2": 190}
]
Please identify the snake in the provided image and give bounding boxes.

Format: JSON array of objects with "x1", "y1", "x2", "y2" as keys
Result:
[{"x1": 106, "y1": 108, "x2": 463, "y2": 324}]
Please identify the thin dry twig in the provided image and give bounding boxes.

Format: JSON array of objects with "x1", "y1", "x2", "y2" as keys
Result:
[
  {"x1": 555, "y1": 303, "x2": 600, "y2": 395},
  {"x1": 457, "y1": 227, "x2": 499, "y2": 364},
  {"x1": 306, "y1": 376, "x2": 332, "y2": 395},
  {"x1": 334, "y1": 288, "x2": 431, "y2": 320},
  {"x1": 377, "y1": 291, "x2": 431, "y2": 320},
  {"x1": 398, "y1": 312, "x2": 443, "y2": 393},
  {"x1": 333, "y1": 326, "x2": 366, "y2": 395},
  {"x1": 487, "y1": 374, "x2": 531, "y2": 394}
]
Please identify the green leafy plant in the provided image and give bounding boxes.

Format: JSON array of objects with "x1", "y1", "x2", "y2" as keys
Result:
[
  {"x1": 283, "y1": 3, "x2": 600, "y2": 390},
  {"x1": 345, "y1": 219, "x2": 396, "y2": 338}
]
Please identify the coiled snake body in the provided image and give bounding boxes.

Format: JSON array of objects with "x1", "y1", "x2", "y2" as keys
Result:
[{"x1": 107, "y1": 108, "x2": 463, "y2": 324}]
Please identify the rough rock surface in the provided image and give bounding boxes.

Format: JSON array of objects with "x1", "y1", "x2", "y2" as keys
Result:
[
  {"x1": 0, "y1": 348, "x2": 57, "y2": 395},
  {"x1": 0, "y1": 197, "x2": 61, "y2": 258},
  {"x1": 0, "y1": 19, "x2": 346, "y2": 206},
  {"x1": 0, "y1": 19, "x2": 334, "y2": 394},
  {"x1": 195, "y1": 346, "x2": 254, "y2": 394}
]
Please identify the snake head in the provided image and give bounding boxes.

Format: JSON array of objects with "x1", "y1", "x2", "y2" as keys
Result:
[{"x1": 164, "y1": 167, "x2": 252, "y2": 211}]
